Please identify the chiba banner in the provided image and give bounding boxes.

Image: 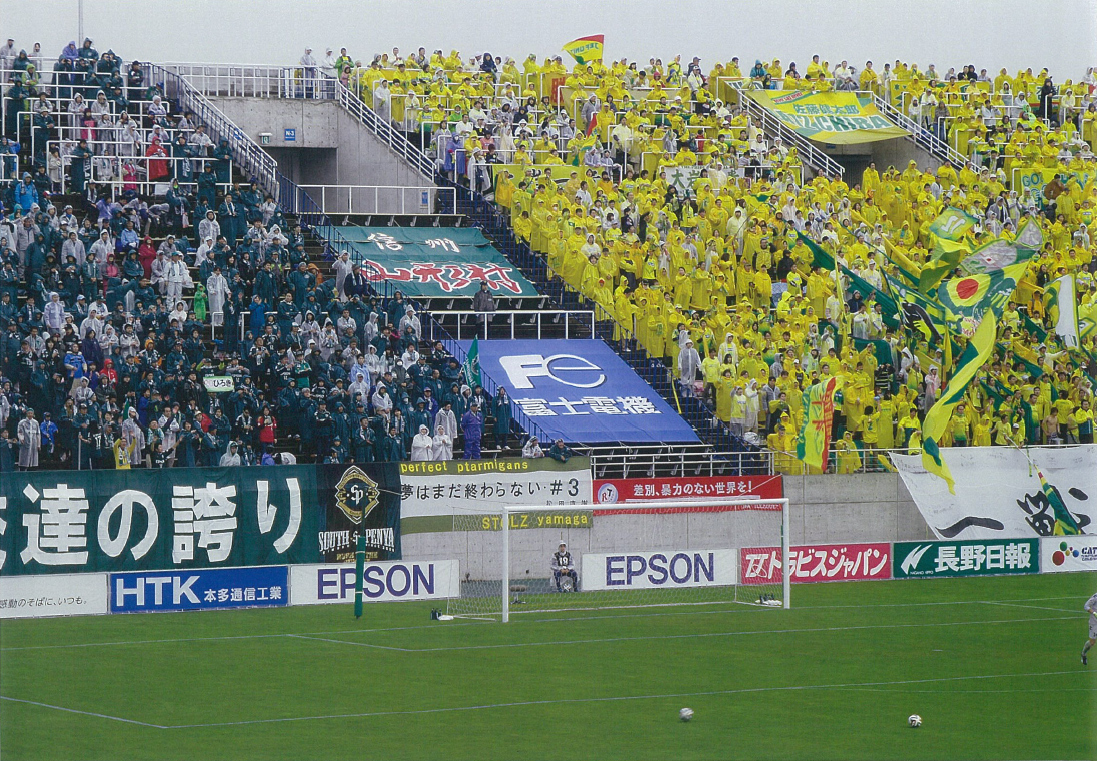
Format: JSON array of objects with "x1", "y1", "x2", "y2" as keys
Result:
[{"x1": 746, "y1": 90, "x2": 909, "y2": 144}]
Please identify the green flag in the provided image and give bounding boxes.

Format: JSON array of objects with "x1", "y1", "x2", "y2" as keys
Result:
[
  {"x1": 463, "y1": 336, "x2": 482, "y2": 389},
  {"x1": 1035, "y1": 468, "x2": 1083, "y2": 535},
  {"x1": 927, "y1": 207, "x2": 978, "y2": 241},
  {"x1": 957, "y1": 238, "x2": 1037, "y2": 276},
  {"x1": 921, "y1": 314, "x2": 997, "y2": 493}
]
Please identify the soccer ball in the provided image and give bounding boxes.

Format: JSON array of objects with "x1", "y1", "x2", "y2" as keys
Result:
[
  {"x1": 908, "y1": 714, "x2": 922, "y2": 728},
  {"x1": 679, "y1": 707, "x2": 694, "y2": 722}
]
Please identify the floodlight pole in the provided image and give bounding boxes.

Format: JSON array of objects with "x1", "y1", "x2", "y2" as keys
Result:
[{"x1": 77, "y1": 0, "x2": 84, "y2": 44}]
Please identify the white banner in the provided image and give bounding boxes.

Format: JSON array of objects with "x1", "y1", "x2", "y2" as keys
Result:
[
  {"x1": 288, "y1": 560, "x2": 460, "y2": 605},
  {"x1": 893, "y1": 445, "x2": 1097, "y2": 540},
  {"x1": 202, "y1": 376, "x2": 235, "y2": 393},
  {"x1": 581, "y1": 549, "x2": 738, "y2": 591},
  {"x1": 1041, "y1": 536, "x2": 1097, "y2": 573},
  {"x1": 0, "y1": 572, "x2": 109, "y2": 619},
  {"x1": 399, "y1": 459, "x2": 592, "y2": 519}
]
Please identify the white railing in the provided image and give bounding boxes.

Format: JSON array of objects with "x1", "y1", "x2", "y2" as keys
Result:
[
  {"x1": 580, "y1": 443, "x2": 772, "y2": 478},
  {"x1": 864, "y1": 91, "x2": 968, "y2": 168},
  {"x1": 285, "y1": 184, "x2": 455, "y2": 216},
  {"x1": 427, "y1": 309, "x2": 595, "y2": 341},
  {"x1": 145, "y1": 63, "x2": 280, "y2": 198},
  {"x1": 737, "y1": 90, "x2": 845, "y2": 178},
  {"x1": 159, "y1": 62, "x2": 343, "y2": 100},
  {"x1": 46, "y1": 143, "x2": 233, "y2": 199}
]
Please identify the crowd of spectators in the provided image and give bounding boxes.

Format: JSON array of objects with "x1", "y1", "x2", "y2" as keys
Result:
[
  {"x1": 333, "y1": 46, "x2": 1097, "y2": 471},
  {"x1": 0, "y1": 38, "x2": 519, "y2": 472},
  {"x1": 5, "y1": 38, "x2": 1097, "y2": 474}
]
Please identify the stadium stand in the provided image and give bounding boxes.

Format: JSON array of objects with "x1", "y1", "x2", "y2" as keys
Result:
[
  {"x1": 340, "y1": 49, "x2": 1097, "y2": 473},
  {"x1": 2, "y1": 41, "x2": 1096, "y2": 477}
]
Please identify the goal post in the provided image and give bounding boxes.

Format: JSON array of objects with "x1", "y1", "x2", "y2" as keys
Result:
[{"x1": 445, "y1": 497, "x2": 790, "y2": 621}]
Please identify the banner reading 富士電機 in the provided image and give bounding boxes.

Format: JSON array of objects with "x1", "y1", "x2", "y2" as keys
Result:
[{"x1": 746, "y1": 90, "x2": 910, "y2": 144}]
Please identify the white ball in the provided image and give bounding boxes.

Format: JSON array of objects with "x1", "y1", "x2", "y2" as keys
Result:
[
  {"x1": 908, "y1": 714, "x2": 922, "y2": 728},
  {"x1": 679, "y1": 707, "x2": 694, "y2": 722}
]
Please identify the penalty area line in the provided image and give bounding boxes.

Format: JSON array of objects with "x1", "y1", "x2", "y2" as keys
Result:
[{"x1": 0, "y1": 695, "x2": 166, "y2": 728}]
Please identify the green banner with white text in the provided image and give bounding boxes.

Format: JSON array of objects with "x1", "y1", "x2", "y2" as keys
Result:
[{"x1": 892, "y1": 539, "x2": 1039, "y2": 579}]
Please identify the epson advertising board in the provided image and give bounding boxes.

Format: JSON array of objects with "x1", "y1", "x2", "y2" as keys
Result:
[
  {"x1": 289, "y1": 560, "x2": 460, "y2": 605},
  {"x1": 581, "y1": 549, "x2": 738, "y2": 591}
]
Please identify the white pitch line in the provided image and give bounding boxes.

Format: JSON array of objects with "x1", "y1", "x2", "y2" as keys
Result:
[
  {"x1": 159, "y1": 669, "x2": 1087, "y2": 729},
  {"x1": 0, "y1": 595, "x2": 1084, "y2": 653},
  {"x1": 0, "y1": 695, "x2": 165, "y2": 728},
  {"x1": 982, "y1": 600, "x2": 1082, "y2": 613},
  {"x1": 285, "y1": 633, "x2": 412, "y2": 652},
  {"x1": 298, "y1": 615, "x2": 1080, "y2": 654}
]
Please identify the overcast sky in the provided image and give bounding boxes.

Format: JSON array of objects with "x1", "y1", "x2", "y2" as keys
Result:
[{"x1": 2, "y1": 0, "x2": 1094, "y2": 80}]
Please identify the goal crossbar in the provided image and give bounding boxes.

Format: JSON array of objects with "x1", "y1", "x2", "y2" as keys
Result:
[{"x1": 500, "y1": 498, "x2": 790, "y2": 622}]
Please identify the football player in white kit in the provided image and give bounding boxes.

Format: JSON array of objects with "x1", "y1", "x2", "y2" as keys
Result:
[{"x1": 1083, "y1": 591, "x2": 1097, "y2": 666}]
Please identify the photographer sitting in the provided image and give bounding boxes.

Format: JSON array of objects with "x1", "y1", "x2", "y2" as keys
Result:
[{"x1": 550, "y1": 541, "x2": 579, "y2": 592}]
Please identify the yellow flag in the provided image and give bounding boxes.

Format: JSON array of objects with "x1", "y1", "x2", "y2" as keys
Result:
[
  {"x1": 563, "y1": 35, "x2": 605, "y2": 65},
  {"x1": 795, "y1": 376, "x2": 842, "y2": 471},
  {"x1": 921, "y1": 314, "x2": 997, "y2": 493}
]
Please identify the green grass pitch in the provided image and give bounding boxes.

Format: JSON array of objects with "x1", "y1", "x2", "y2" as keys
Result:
[{"x1": 1, "y1": 573, "x2": 1094, "y2": 760}]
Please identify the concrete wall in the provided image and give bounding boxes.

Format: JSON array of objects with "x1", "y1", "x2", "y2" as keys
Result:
[
  {"x1": 826, "y1": 138, "x2": 944, "y2": 188},
  {"x1": 207, "y1": 97, "x2": 430, "y2": 188},
  {"x1": 402, "y1": 473, "x2": 933, "y2": 578}
]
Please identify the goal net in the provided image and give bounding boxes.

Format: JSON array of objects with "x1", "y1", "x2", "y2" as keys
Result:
[{"x1": 444, "y1": 498, "x2": 789, "y2": 621}]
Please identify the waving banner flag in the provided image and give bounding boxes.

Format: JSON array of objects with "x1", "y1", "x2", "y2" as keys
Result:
[
  {"x1": 927, "y1": 207, "x2": 978, "y2": 242},
  {"x1": 921, "y1": 315, "x2": 997, "y2": 494},
  {"x1": 957, "y1": 238, "x2": 1037, "y2": 276},
  {"x1": 1044, "y1": 274, "x2": 1080, "y2": 350},
  {"x1": 893, "y1": 445, "x2": 1094, "y2": 539},
  {"x1": 563, "y1": 35, "x2": 605, "y2": 65},
  {"x1": 920, "y1": 219, "x2": 1041, "y2": 292},
  {"x1": 462, "y1": 336, "x2": 482, "y2": 390},
  {"x1": 1079, "y1": 300, "x2": 1097, "y2": 340},
  {"x1": 936, "y1": 262, "x2": 1026, "y2": 335},
  {"x1": 795, "y1": 377, "x2": 841, "y2": 471},
  {"x1": 746, "y1": 91, "x2": 908, "y2": 144}
]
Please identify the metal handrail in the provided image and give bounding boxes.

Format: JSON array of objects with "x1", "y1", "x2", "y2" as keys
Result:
[
  {"x1": 738, "y1": 91, "x2": 845, "y2": 178},
  {"x1": 144, "y1": 62, "x2": 279, "y2": 198},
  {"x1": 582, "y1": 445, "x2": 774, "y2": 479},
  {"x1": 335, "y1": 80, "x2": 434, "y2": 180},
  {"x1": 865, "y1": 91, "x2": 968, "y2": 168},
  {"x1": 426, "y1": 309, "x2": 596, "y2": 341}
]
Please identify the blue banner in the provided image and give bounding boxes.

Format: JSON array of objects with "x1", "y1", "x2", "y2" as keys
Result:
[
  {"x1": 462, "y1": 339, "x2": 699, "y2": 444},
  {"x1": 109, "y1": 565, "x2": 288, "y2": 613}
]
